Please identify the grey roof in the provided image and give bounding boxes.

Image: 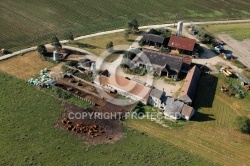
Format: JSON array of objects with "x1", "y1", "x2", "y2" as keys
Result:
[
  {"x1": 150, "y1": 88, "x2": 164, "y2": 99},
  {"x1": 79, "y1": 59, "x2": 92, "y2": 67},
  {"x1": 142, "y1": 34, "x2": 165, "y2": 44},
  {"x1": 164, "y1": 97, "x2": 184, "y2": 115},
  {"x1": 178, "y1": 94, "x2": 192, "y2": 104},
  {"x1": 160, "y1": 95, "x2": 168, "y2": 103},
  {"x1": 132, "y1": 49, "x2": 183, "y2": 72}
]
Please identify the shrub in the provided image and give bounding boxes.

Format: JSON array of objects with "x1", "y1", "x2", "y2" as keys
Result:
[
  {"x1": 37, "y1": 44, "x2": 47, "y2": 56},
  {"x1": 120, "y1": 64, "x2": 129, "y2": 68},
  {"x1": 52, "y1": 86, "x2": 72, "y2": 99},
  {"x1": 159, "y1": 46, "x2": 169, "y2": 53},
  {"x1": 123, "y1": 51, "x2": 136, "y2": 60},
  {"x1": 74, "y1": 72, "x2": 93, "y2": 82},
  {"x1": 65, "y1": 61, "x2": 78, "y2": 67},
  {"x1": 106, "y1": 41, "x2": 113, "y2": 49},
  {"x1": 133, "y1": 101, "x2": 145, "y2": 116},
  {"x1": 234, "y1": 116, "x2": 250, "y2": 134}
]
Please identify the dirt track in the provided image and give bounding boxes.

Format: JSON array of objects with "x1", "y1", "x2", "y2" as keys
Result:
[{"x1": 217, "y1": 34, "x2": 250, "y2": 67}]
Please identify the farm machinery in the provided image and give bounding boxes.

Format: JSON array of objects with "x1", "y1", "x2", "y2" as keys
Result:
[{"x1": 220, "y1": 66, "x2": 233, "y2": 77}]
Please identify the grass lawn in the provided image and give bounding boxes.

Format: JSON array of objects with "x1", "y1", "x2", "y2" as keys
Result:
[
  {"x1": 67, "y1": 32, "x2": 139, "y2": 56},
  {"x1": 125, "y1": 74, "x2": 250, "y2": 166},
  {"x1": 243, "y1": 70, "x2": 250, "y2": 80},
  {"x1": 200, "y1": 23, "x2": 250, "y2": 41},
  {"x1": 0, "y1": 71, "x2": 212, "y2": 165},
  {"x1": 0, "y1": 51, "x2": 55, "y2": 80},
  {"x1": 104, "y1": 53, "x2": 121, "y2": 62},
  {"x1": 1, "y1": 0, "x2": 250, "y2": 51}
]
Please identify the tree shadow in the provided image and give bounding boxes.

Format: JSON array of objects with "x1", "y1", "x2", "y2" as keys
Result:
[
  {"x1": 192, "y1": 74, "x2": 218, "y2": 109},
  {"x1": 74, "y1": 42, "x2": 99, "y2": 49},
  {"x1": 44, "y1": 52, "x2": 53, "y2": 57},
  {"x1": 126, "y1": 39, "x2": 136, "y2": 42}
]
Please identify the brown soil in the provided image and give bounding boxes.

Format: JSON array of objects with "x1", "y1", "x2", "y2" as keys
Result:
[{"x1": 57, "y1": 77, "x2": 136, "y2": 144}]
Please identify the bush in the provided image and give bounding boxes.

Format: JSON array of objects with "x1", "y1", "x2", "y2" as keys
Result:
[
  {"x1": 37, "y1": 44, "x2": 47, "y2": 56},
  {"x1": 234, "y1": 116, "x2": 250, "y2": 134},
  {"x1": 65, "y1": 61, "x2": 78, "y2": 67},
  {"x1": 61, "y1": 65, "x2": 77, "y2": 73},
  {"x1": 123, "y1": 51, "x2": 136, "y2": 60},
  {"x1": 133, "y1": 101, "x2": 145, "y2": 116},
  {"x1": 120, "y1": 63, "x2": 129, "y2": 68},
  {"x1": 74, "y1": 72, "x2": 93, "y2": 82},
  {"x1": 106, "y1": 41, "x2": 113, "y2": 49},
  {"x1": 52, "y1": 86, "x2": 72, "y2": 99},
  {"x1": 159, "y1": 46, "x2": 169, "y2": 53}
]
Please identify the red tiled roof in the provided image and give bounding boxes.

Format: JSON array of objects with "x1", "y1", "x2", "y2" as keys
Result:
[
  {"x1": 181, "y1": 104, "x2": 194, "y2": 118},
  {"x1": 95, "y1": 74, "x2": 151, "y2": 100},
  {"x1": 168, "y1": 36, "x2": 196, "y2": 52},
  {"x1": 179, "y1": 66, "x2": 201, "y2": 103}
]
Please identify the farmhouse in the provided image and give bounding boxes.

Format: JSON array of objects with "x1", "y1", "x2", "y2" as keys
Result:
[
  {"x1": 94, "y1": 74, "x2": 151, "y2": 104},
  {"x1": 131, "y1": 49, "x2": 184, "y2": 77},
  {"x1": 163, "y1": 97, "x2": 195, "y2": 120},
  {"x1": 168, "y1": 36, "x2": 197, "y2": 55},
  {"x1": 141, "y1": 34, "x2": 166, "y2": 47},
  {"x1": 148, "y1": 88, "x2": 165, "y2": 108},
  {"x1": 178, "y1": 66, "x2": 201, "y2": 105}
]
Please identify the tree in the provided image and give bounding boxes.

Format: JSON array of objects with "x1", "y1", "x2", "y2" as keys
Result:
[
  {"x1": 37, "y1": 44, "x2": 47, "y2": 56},
  {"x1": 127, "y1": 19, "x2": 139, "y2": 33},
  {"x1": 65, "y1": 32, "x2": 74, "y2": 41},
  {"x1": 124, "y1": 29, "x2": 130, "y2": 40},
  {"x1": 106, "y1": 41, "x2": 113, "y2": 49},
  {"x1": 123, "y1": 51, "x2": 136, "y2": 60},
  {"x1": 51, "y1": 36, "x2": 62, "y2": 50},
  {"x1": 234, "y1": 116, "x2": 250, "y2": 134}
]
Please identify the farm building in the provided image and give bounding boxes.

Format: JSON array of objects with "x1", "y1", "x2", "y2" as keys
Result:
[
  {"x1": 131, "y1": 49, "x2": 185, "y2": 77},
  {"x1": 140, "y1": 34, "x2": 166, "y2": 47},
  {"x1": 78, "y1": 59, "x2": 92, "y2": 69},
  {"x1": 168, "y1": 36, "x2": 197, "y2": 55},
  {"x1": 94, "y1": 74, "x2": 151, "y2": 104},
  {"x1": 164, "y1": 97, "x2": 184, "y2": 120},
  {"x1": 148, "y1": 88, "x2": 165, "y2": 108},
  {"x1": 181, "y1": 104, "x2": 195, "y2": 120},
  {"x1": 178, "y1": 66, "x2": 201, "y2": 105},
  {"x1": 163, "y1": 97, "x2": 195, "y2": 120}
]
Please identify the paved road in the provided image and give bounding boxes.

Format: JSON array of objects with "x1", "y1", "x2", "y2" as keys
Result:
[{"x1": 1, "y1": 19, "x2": 250, "y2": 61}]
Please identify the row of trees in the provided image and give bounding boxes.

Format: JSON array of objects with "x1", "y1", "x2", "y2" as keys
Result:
[
  {"x1": 37, "y1": 31, "x2": 75, "y2": 57},
  {"x1": 37, "y1": 36, "x2": 62, "y2": 57},
  {"x1": 37, "y1": 18, "x2": 139, "y2": 57}
]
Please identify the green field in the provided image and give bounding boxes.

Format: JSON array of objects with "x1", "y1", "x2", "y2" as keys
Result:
[
  {"x1": 0, "y1": 71, "x2": 212, "y2": 165},
  {"x1": 201, "y1": 23, "x2": 250, "y2": 40},
  {"x1": 125, "y1": 74, "x2": 250, "y2": 166},
  {"x1": 1, "y1": 0, "x2": 250, "y2": 51}
]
